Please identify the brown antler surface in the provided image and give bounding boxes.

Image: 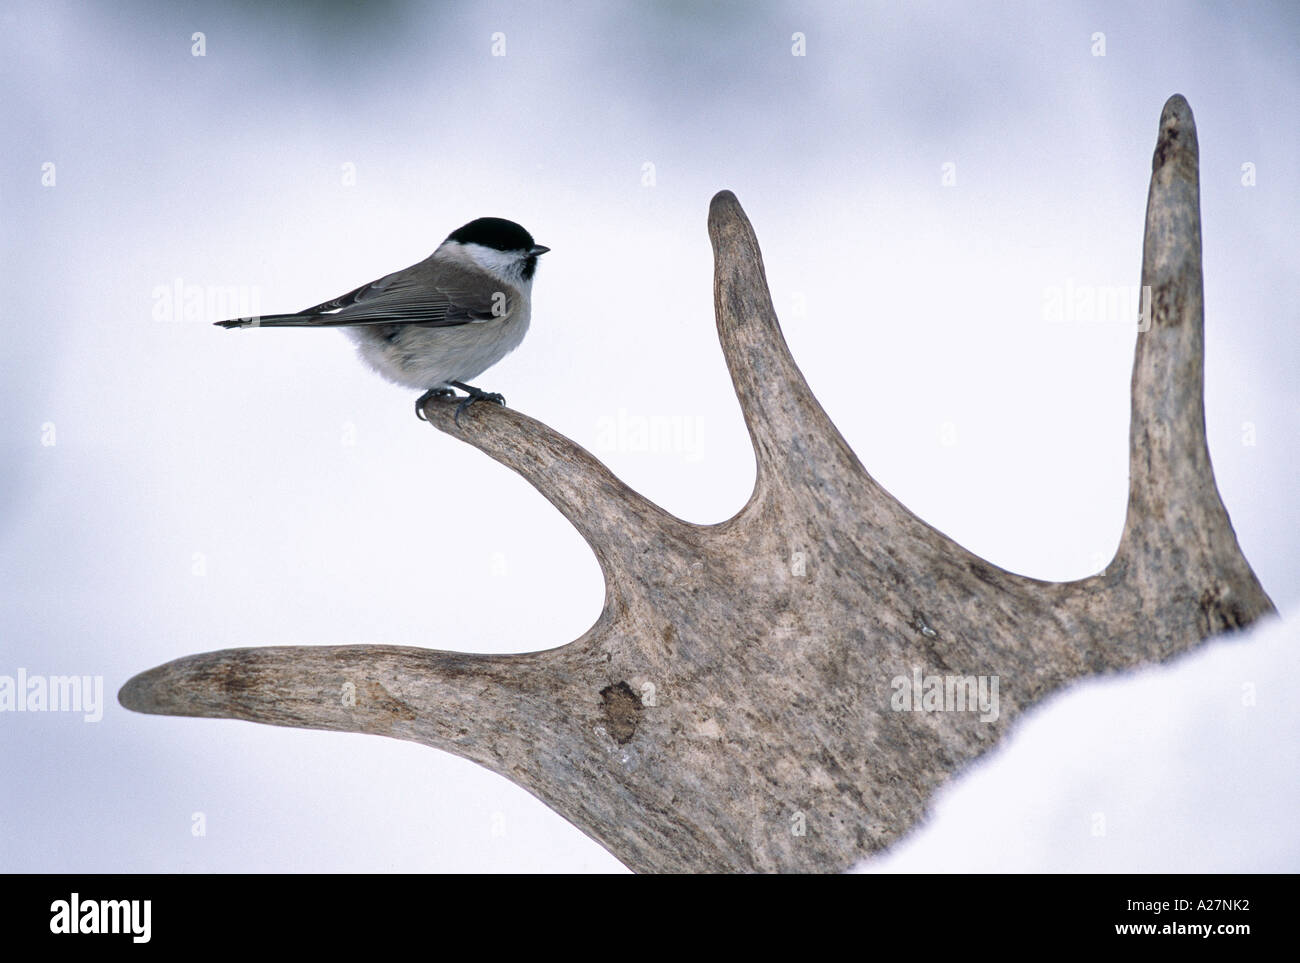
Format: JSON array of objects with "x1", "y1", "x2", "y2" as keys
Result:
[{"x1": 120, "y1": 95, "x2": 1274, "y2": 873}]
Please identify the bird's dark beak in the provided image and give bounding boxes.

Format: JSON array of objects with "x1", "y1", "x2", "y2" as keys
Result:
[{"x1": 530, "y1": 245, "x2": 550, "y2": 256}]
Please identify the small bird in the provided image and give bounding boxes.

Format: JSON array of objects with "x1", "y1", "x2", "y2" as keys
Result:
[{"x1": 215, "y1": 217, "x2": 548, "y2": 423}]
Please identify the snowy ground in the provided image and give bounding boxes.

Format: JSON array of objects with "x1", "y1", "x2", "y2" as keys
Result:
[{"x1": 855, "y1": 612, "x2": 1299, "y2": 873}]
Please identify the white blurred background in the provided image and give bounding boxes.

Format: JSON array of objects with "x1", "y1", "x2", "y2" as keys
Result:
[{"x1": 1, "y1": 0, "x2": 1296, "y2": 872}]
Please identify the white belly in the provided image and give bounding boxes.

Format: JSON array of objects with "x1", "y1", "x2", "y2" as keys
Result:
[{"x1": 347, "y1": 307, "x2": 530, "y2": 390}]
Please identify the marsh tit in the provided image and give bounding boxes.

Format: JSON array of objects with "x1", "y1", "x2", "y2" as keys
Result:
[{"x1": 216, "y1": 217, "x2": 548, "y2": 422}]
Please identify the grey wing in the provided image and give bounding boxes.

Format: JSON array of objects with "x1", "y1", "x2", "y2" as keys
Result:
[{"x1": 299, "y1": 261, "x2": 512, "y2": 328}]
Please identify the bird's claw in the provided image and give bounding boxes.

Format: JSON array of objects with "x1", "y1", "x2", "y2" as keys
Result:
[
  {"x1": 415, "y1": 387, "x2": 455, "y2": 421},
  {"x1": 416, "y1": 383, "x2": 506, "y2": 425},
  {"x1": 449, "y1": 381, "x2": 506, "y2": 427}
]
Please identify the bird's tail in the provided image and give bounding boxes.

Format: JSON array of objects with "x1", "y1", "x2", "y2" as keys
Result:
[{"x1": 214, "y1": 313, "x2": 329, "y2": 329}]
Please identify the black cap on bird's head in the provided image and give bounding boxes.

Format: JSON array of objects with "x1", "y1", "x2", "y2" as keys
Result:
[
  {"x1": 446, "y1": 217, "x2": 549, "y2": 280},
  {"x1": 447, "y1": 217, "x2": 546, "y2": 254}
]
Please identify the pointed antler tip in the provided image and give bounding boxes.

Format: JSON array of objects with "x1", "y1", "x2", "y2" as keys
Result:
[
  {"x1": 708, "y1": 190, "x2": 747, "y2": 231},
  {"x1": 1161, "y1": 93, "x2": 1193, "y2": 124},
  {"x1": 118, "y1": 666, "x2": 174, "y2": 715},
  {"x1": 707, "y1": 190, "x2": 760, "y2": 253},
  {"x1": 1152, "y1": 95, "x2": 1199, "y2": 176},
  {"x1": 117, "y1": 674, "x2": 147, "y2": 712}
]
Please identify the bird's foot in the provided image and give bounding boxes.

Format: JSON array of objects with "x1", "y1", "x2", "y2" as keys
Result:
[
  {"x1": 448, "y1": 381, "x2": 506, "y2": 426},
  {"x1": 415, "y1": 387, "x2": 456, "y2": 421}
]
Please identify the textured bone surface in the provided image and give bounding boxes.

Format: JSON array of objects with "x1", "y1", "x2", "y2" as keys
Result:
[{"x1": 121, "y1": 95, "x2": 1274, "y2": 873}]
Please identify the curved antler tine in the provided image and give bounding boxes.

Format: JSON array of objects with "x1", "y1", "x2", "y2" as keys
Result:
[
  {"x1": 1113, "y1": 95, "x2": 1274, "y2": 629},
  {"x1": 707, "y1": 191, "x2": 873, "y2": 507}
]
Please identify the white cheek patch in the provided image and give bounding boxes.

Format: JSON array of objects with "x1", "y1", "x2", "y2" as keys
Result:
[{"x1": 461, "y1": 243, "x2": 530, "y2": 285}]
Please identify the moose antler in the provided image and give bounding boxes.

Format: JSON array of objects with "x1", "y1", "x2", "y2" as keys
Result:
[{"x1": 121, "y1": 95, "x2": 1274, "y2": 873}]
